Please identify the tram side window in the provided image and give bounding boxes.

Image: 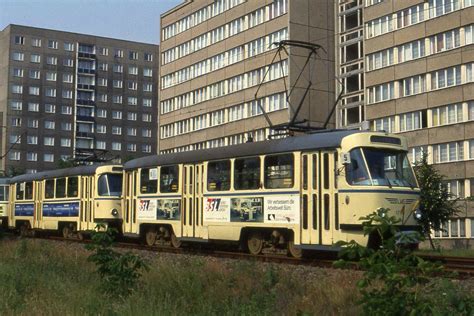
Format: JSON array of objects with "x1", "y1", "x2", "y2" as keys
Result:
[
  {"x1": 234, "y1": 157, "x2": 260, "y2": 190},
  {"x1": 160, "y1": 166, "x2": 179, "y2": 193},
  {"x1": 0, "y1": 186, "x2": 9, "y2": 201},
  {"x1": 67, "y1": 177, "x2": 79, "y2": 197},
  {"x1": 56, "y1": 178, "x2": 66, "y2": 198},
  {"x1": 264, "y1": 154, "x2": 294, "y2": 189},
  {"x1": 45, "y1": 179, "x2": 55, "y2": 198},
  {"x1": 16, "y1": 183, "x2": 24, "y2": 200},
  {"x1": 140, "y1": 168, "x2": 158, "y2": 194},
  {"x1": 25, "y1": 182, "x2": 33, "y2": 200},
  {"x1": 207, "y1": 160, "x2": 231, "y2": 191}
]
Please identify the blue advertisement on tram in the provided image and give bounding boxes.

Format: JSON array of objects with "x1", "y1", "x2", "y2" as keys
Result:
[
  {"x1": 15, "y1": 204, "x2": 34, "y2": 216},
  {"x1": 43, "y1": 202, "x2": 80, "y2": 217}
]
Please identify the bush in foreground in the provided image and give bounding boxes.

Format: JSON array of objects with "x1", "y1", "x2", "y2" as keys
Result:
[{"x1": 335, "y1": 209, "x2": 474, "y2": 315}]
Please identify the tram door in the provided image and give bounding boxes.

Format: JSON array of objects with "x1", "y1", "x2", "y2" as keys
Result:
[
  {"x1": 124, "y1": 171, "x2": 138, "y2": 234},
  {"x1": 320, "y1": 151, "x2": 338, "y2": 245},
  {"x1": 34, "y1": 181, "x2": 42, "y2": 229},
  {"x1": 182, "y1": 164, "x2": 205, "y2": 238},
  {"x1": 301, "y1": 153, "x2": 320, "y2": 244}
]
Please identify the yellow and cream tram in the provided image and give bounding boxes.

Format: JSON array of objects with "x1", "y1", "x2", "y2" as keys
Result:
[
  {"x1": 9, "y1": 165, "x2": 123, "y2": 238},
  {"x1": 0, "y1": 178, "x2": 10, "y2": 230},
  {"x1": 122, "y1": 130, "x2": 420, "y2": 257}
]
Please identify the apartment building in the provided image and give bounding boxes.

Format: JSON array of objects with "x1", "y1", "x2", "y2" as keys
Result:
[
  {"x1": 159, "y1": 0, "x2": 335, "y2": 153},
  {"x1": 337, "y1": 0, "x2": 474, "y2": 247},
  {"x1": 0, "y1": 24, "x2": 159, "y2": 174}
]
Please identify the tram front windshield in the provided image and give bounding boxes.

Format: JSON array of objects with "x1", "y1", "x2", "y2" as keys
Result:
[
  {"x1": 0, "y1": 186, "x2": 8, "y2": 201},
  {"x1": 346, "y1": 148, "x2": 417, "y2": 188},
  {"x1": 98, "y1": 173, "x2": 123, "y2": 196}
]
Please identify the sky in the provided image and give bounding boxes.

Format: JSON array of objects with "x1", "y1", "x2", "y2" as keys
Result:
[{"x1": 0, "y1": 0, "x2": 183, "y2": 44}]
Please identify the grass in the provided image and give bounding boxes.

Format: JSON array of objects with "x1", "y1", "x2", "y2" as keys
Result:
[{"x1": 0, "y1": 239, "x2": 360, "y2": 315}]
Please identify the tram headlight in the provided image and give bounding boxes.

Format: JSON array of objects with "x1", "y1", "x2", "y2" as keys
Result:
[
  {"x1": 414, "y1": 208, "x2": 423, "y2": 220},
  {"x1": 111, "y1": 209, "x2": 119, "y2": 217}
]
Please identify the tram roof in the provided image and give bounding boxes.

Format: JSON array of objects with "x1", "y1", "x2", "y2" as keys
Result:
[
  {"x1": 125, "y1": 129, "x2": 362, "y2": 170},
  {"x1": 0, "y1": 178, "x2": 10, "y2": 185},
  {"x1": 10, "y1": 164, "x2": 114, "y2": 183}
]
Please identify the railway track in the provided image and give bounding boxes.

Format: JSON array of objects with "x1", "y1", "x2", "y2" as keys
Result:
[{"x1": 4, "y1": 232, "x2": 474, "y2": 276}]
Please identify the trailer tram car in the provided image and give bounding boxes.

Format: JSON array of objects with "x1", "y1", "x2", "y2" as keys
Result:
[
  {"x1": 122, "y1": 130, "x2": 420, "y2": 257},
  {"x1": 9, "y1": 165, "x2": 123, "y2": 238},
  {"x1": 0, "y1": 178, "x2": 10, "y2": 230}
]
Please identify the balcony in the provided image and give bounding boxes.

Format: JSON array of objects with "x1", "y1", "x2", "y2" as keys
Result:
[
  {"x1": 78, "y1": 68, "x2": 96, "y2": 75},
  {"x1": 77, "y1": 99, "x2": 95, "y2": 106},
  {"x1": 77, "y1": 83, "x2": 95, "y2": 90},
  {"x1": 76, "y1": 131, "x2": 94, "y2": 139},
  {"x1": 76, "y1": 115, "x2": 95, "y2": 122},
  {"x1": 78, "y1": 52, "x2": 96, "y2": 59}
]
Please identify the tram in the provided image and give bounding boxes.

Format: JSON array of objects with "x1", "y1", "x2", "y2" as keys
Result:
[
  {"x1": 122, "y1": 130, "x2": 421, "y2": 257},
  {"x1": 0, "y1": 178, "x2": 9, "y2": 230},
  {"x1": 9, "y1": 165, "x2": 123, "y2": 238}
]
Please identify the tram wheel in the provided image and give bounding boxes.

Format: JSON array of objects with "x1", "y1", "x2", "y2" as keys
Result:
[
  {"x1": 287, "y1": 240, "x2": 303, "y2": 258},
  {"x1": 170, "y1": 232, "x2": 182, "y2": 248},
  {"x1": 247, "y1": 232, "x2": 264, "y2": 255},
  {"x1": 145, "y1": 228, "x2": 157, "y2": 246}
]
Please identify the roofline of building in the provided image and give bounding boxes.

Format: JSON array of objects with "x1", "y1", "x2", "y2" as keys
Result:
[
  {"x1": 161, "y1": 0, "x2": 193, "y2": 19},
  {"x1": 2, "y1": 23, "x2": 160, "y2": 46}
]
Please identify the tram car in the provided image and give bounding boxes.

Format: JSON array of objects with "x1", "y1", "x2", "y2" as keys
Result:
[
  {"x1": 0, "y1": 178, "x2": 10, "y2": 230},
  {"x1": 122, "y1": 130, "x2": 420, "y2": 257},
  {"x1": 9, "y1": 165, "x2": 123, "y2": 238}
]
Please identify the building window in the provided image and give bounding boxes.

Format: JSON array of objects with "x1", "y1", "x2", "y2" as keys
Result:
[
  {"x1": 113, "y1": 80, "x2": 123, "y2": 88},
  {"x1": 61, "y1": 106, "x2": 72, "y2": 115},
  {"x1": 129, "y1": 66, "x2": 138, "y2": 75},
  {"x1": 128, "y1": 97, "x2": 138, "y2": 106},
  {"x1": 143, "y1": 68, "x2": 153, "y2": 77},
  {"x1": 44, "y1": 137, "x2": 54, "y2": 146},
  {"x1": 127, "y1": 112, "x2": 137, "y2": 121},
  {"x1": 401, "y1": 75, "x2": 426, "y2": 97},
  {"x1": 114, "y1": 49, "x2": 123, "y2": 58},
  {"x1": 128, "y1": 81, "x2": 137, "y2": 90},
  {"x1": 46, "y1": 71, "x2": 57, "y2": 81},
  {"x1": 97, "y1": 109, "x2": 107, "y2": 118},
  {"x1": 45, "y1": 104, "x2": 55, "y2": 113},
  {"x1": 98, "y1": 62, "x2": 108, "y2": 71},
  {"x1": 143, "y1": 83, "x2": 153, "y2": 92},
  {"x1": 61, "y1": 122, "x2": 72, "y2": 131},
  {"x1": 98, "y1": 78, "x2": 107, "y2": 86},
  {"x1": 64, "y1": 42, "x2": 74, "y2": 51},
  {"x1": 46, "y1": 56, "x2": 57, "y2": 65},
  {"x1": 143, "y1": 98, "x2": 152, "y2": 107},
  {"x1": 142, "y1": 144, "x2": 152, "y2": 153},
  {"x1": 44, "y1": 120, "x2": 55, "y2": 129},
  {"x1": 45, "y1": 88, "x2": 56, "y2": 97},
  {"x1": 28, "y1": 102, "x2": 39, "y2": 112},
  {"x1": 27, "y1": 136, "x2": 38, "y2": 145},
  {"x1": 432, "y1": 103, "x2": 463, "y2": 127},
  {"x1": 12, "y1": 68, "x2": 24, "y2": 77},
  {"x1": 129, "y1": 51, "x2": 138, "y2": 60},
  {"x1": 113, "y1": 95, "x2": 122, "y2": 104},
  {"x1": 44, "y1": 153, "x2": 54, "y2": 162},
  {"x1": 142, "y1": 129, "x2": 152, "y2": 137},
  {"x1": 430, "y1": 29, "x2": 461, "y2": 54},
  {"x1": 47, "y1": 40, "x2": 58, "y2": 49},
  {"x1": 366, "y1": 14, "x2": 392, "y2": 38},
  {"x1": 31, "y1": 38, "x2": 41, "y2": 47},
  {"x1": 142, "y1": 113, "x2": 152, "y2": 122},
  {"x1": 112, "y1": 111, "x2": 122, "y2": 120},
  {"x1": 144, "y1": 53, "x2": 153, "y2": 61},
  {"x1": 112, "y1": 142, "x2": 121, "y2": 151},
  {"x1": 397, "y1": 4, "x2": 425, "y2": 29},
  {"x1": 99, "y1": 47, "x2": 108, "y2": 56},
  {"x1": 113, "y1": 64, "x2": 123, "y2": 73},
  {"x1": 14, "y1": 35, "x2": 25, "y2": 45},
  {"x1": 29, "y1": 86, "x2": 40, "y2": 96},
  {"x1": 431, "y1": 66, "x2": 461, "y2": 90},
  {"x1": 11, "y1": 117, "x2": 22, "y2": 127},
  {"x1": 11, "y1": 84, "x2": 23, "y2": 94},
  {"x1": 96, "y1": 124, "x2": 106, "y2": 133},
  {"x1": 9, "y1": 151, "x2": 21, "y2": 161},
  {"x1": 368, "y1": 82, "x2": 395, "y2": 104},
  {"x1": 96, "y1": 141, "x2": 106, "y2": 150},
  {"x1": 30, "y1": 54, "x2": 41, "y2": 63},
  {"x1": 98, "y1": 93, "x2": 108, "y2": 102},
  {"x1": 433, "y1": 141, "x2": 464, "y2": 163},
  {"x1": 399, "y1": 111, "x2": 425, "y2": 132},
  {"x1": 429, "y1": 0, "x2": 461, "y2": 18},
  {"x1": 10, "y1": 101, "x2": 22, "y2": 111},
  {"x1": 13, "y1": 52, "x2": 24, "y2": 61},
  {"x1": 27, "y1": 152, "x2": 38, "y2": 162},
  {"x1": 373, "y1": 116, "x2": 396, "y2": 133},
  {"x1": 29, "y1": 69, "x2": 40, "y2": 79},
  {"x1": 63, "y1": 58, "x2": 74, "y2": 67},
  {"x1": 60, "y1": 138, "x2": 71, "y2": 147},
  {"x1": 63, "y1": 73, "x2": 73, "y2": 83},
  {"x1": 127, "y1": 127, "x2": 137, "y2": 136}
]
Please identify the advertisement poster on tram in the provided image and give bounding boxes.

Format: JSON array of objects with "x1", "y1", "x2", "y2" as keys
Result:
[
  {"x1": 203, "y1": 197, "x2": 231, "y2": 222},
  {"x1": 263, "y1": 195, "x2": 300, "y2": 224}
]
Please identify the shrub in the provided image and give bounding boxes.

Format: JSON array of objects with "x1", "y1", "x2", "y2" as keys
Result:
[
  {"x1": 85, "y1": 225, "x2": 149, "y2": 299},
  {"x1": 335, "y1": 209, "x2": 474, "y2": 315}
]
